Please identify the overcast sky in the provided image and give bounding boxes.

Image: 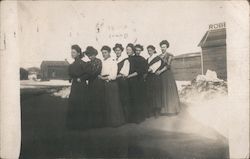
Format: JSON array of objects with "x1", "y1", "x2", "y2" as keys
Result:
[{"x1": 18, "y1": 1, "x2": 229, "y2": 68}]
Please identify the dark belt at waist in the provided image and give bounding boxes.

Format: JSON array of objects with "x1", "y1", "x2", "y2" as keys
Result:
[{"x1": 104, "y1": 79, "x2": 117, "y2": 83}]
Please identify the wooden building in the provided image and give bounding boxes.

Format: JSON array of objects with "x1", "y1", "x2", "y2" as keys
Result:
[
  {"x1": 20, "y1": 68, "x2": 29, "y2": 80},
  {"x1": 172, "y1": 52, "x2": 202, "y2": 81},
  {"x1": 40, "y1": 60, "x2": 69, "y2": 80},
  {"x1": 198, "y1": 22, "x2": 227, "y2": 80}
]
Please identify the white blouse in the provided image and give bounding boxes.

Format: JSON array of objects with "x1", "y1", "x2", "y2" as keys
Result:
[
  {"x1": 148, "y1": 54, "x2": 161, "y2": 73},
  {"x1": 117, "y1": 54, "x2": 130, "y2": 76},
  {"x1": 101, "y1": 57, "x2": 117, "y2": 81}
]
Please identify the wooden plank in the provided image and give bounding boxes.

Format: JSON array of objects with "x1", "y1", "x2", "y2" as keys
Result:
[
  {"x1": 173, "y1": 60, "x2": 201, "y2": 64},
  {"x1": 203, "y1": 52, "x2": 226, "y2": 56},
  {"x1": 203, "y1": 53, "x2": 227, "y2": 58},
  {"x1": 173, "y1": 72, "x2": 201, "y2": 81},
  {"x1": 172, "y1": 60, "x2": 201, "y2": 66},
  {"x1": 203, "y1": 55, "x2": 227, "y2": 62},
  {"x1": 172, "y1": 67, "x2": 202, "y2": 71},
  {"x1": 172, "y1": 64, "x2": 202, "y2": 69},
  {"x1": 202, "y1": 46, "x2": 226, "y2": 52},
  {"x1": 173, "y1": 58, "x2": 201, "y2": 63},
  {"x1": 203, "y1": 66, "x2": 227, "y2": 71},
  {"x1": 203, "y1": 60, "x2": 227, "y2": 65}
]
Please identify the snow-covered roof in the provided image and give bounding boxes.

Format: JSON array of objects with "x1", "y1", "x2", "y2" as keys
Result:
[
  {"x1": 40, "y1": 60, "x2": 69, "y2": 67},
  {"x1": 174, "y1": 52, "x2": 201, "y2": 59},
  {"x1": 198, "y1": 28, "x2": 226, "y2": 48}
]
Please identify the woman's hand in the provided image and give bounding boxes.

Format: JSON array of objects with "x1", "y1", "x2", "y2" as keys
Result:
[
  {"x1": 98, "y1": 75, "x2": 103, "y2": 80},
  {"x1": 117, "y1": 74, "x2": 124, "y2": 78},
  {"x1": 155, "y1": 70, "x2": 161, "y2": 76},
  {"x1": 148, "y1": 68, "x2": 153, "y2": 73}
]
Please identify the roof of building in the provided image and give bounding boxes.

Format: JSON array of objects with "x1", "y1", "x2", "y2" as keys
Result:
[
  {"x1": 27, "y1": 67, "x2": 40, "y2": 73},
  {"x1": 40, "y1": 60, "x2": 69, "y2": 67},
  {"x1": 198, "y1": 28, "x2": 226, "y2": 48},
  {"x1": 174, "y1": 52, "x2": 201, "y2": 59}
]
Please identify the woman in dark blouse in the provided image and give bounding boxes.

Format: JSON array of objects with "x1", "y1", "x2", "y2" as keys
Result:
[
  {"x1": 67, "y1": 45, "x2": 91, "y2": 130},
  {"x1": 145, "y1": 45, "x2": 164, "y2": 118},
  {"x1": 156, "y1": 40, "x2": 180, "y2": 115},
  {"x1": 127, "y1": 43, "x2": 148, "y2": 123},
  {"x1": 84, "y1": 46, "x2": 105, "y2": 128}
]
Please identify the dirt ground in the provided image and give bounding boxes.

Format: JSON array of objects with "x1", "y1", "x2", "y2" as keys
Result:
[{"x1": 20, "y1": 93, "x2": 229, "y2": 159}]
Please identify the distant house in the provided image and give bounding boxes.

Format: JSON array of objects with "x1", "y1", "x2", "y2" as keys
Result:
[
  {"x1": 198, "y1": 22, "x2": 227, "y2": 80},
  {"x1": 172, "y1": 52, "x2": 202, "y2": 81},
  {"x1": 27, "y1": 67, "x2": 40, "y2": 74},
  {"x1": 20, "y1": 68, "x2": 28, "y2": 80},
  {"x1": 40, "y1": 60, "x2": 69, "y2": 80},
  {"x1": 27, "y1": 67, "x2": 41, "y2": 80}
]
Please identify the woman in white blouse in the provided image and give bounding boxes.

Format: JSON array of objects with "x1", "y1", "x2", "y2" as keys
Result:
[
  {"x1": 98, "y1": 45, "x2": 125, "y2": 127},
  {"x1": 113, "y1": 43, "x2": 130, "y2": 122},
  {"x1": 146, "y1": 45, "x2": 164, "y2": 118}
]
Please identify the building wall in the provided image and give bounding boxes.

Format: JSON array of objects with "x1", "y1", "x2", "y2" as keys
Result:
[
  {"x1": 172, "y1": 55, "x2": 202, "y2": 81},
  {"x1": 20, "y1": 68, "x2": 29, "y2": 80},
  {"x1": 202, "y1": 45, "x2": 227, "y2": 80},
  {"x1": 47, "y1": 66, "x2": 69, "y2": 80},
  {"x1": 41, "y1": 65, "x2": 69, "y2": 80}
]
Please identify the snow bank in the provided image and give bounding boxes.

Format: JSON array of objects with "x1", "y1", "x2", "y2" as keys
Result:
[
  {"x1": 179, "y1": 70, "x2": 227, "y2": 103},
  {"x1": 179, "y1": 70, "x2": 229, "y2": 138},
  {"x1": 21, "y1": 80, "x2": 71, "y2": 87},
  {"x1": 53, "y1": 87, "x2": 71, "y2": 98}
]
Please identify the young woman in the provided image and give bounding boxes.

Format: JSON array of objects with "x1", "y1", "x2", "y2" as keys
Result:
[
  {"x1": 67, "y1": 44, "x2": 91, "y2": 130},
  {"x1": 156, "y1": 40, "x2": 181, "y2": 115},
  {"x1": 99, "y1": 45, "x2": 125, "y2": 127},
  {"x1": 114, "y1": 43, "x2": 130, "y2": 122},
  {"x1": 145, "y1": 45, "x2": 164, "y2": 118},
  {"x1": 127, "y1": 43, "x2": 148, "y2": 123},
  {"x1": 83, "y1": 46, "x2": 105, "y2": 128}
]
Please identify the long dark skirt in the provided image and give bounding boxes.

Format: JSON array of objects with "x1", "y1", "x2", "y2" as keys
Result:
[
  {"x1": 128, "y1": 77, "x2": 146, "y2": 123},
  {"x1": 146, "y1": 73, "x2": 162, "y2": 117},
  {"x1": 88, "y1": 78, "x2": 106, "y2": 128},
  {"x1": 104, "y1": 80, "x2": 125, "y2": 127},
  {"x1": 117, "y1": 77, "x2": 130, "y2": 122},
  {"x1": 67, "y1": 81, "x2": 90, "y2": 130},
  {"x1": 160, "y1": 69, "x2": 181, "y2": 115}
]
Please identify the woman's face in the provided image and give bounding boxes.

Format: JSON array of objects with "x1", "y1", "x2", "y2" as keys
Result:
[
  {"x1": 71, "y1": 49, "x2": 80, "y2": 59},
  {"x1": 102, "y1": 50, "x2": 110, "y2": 60},
  {"x1": 126, "y1": 47, "x2": 134, "y2": 56},
  {"x1": 160, "y1": 44, "x2": 168, "y2": 53},
  {"x1": 115, "y1": 48, "x2": 122, "y2": 58},
  {"x1": 135, "y1": 47, "x2": 142, "y2": 56},
  {"x1": 147, "y1": 48, "x2": 155, "y2": 56}
]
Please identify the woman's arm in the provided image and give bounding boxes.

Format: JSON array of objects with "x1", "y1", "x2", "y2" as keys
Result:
[
  {"x1": 79, "y1": 62, "x2": 91, "y2": 81},
  {"x1": 119, "y1": 60, "x2": 130, "y2": 77},
  {"x1": 98, "y1": 75, "x2": 109, "y2": 80},
  {"x1": 155, "y1": 66, "x2": 167, "y2": 75},
  {"x1": 167, "y1": 55, "x2": 173, "y2": 66},
  {"x1": 127, "y1": 72, "x2": 138, "y2": 79}
]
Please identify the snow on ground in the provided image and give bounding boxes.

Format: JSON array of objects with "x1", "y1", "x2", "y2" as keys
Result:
[
  {"x1": 21, "y1": 71, "x2": 229, "y2": 138},
  {"x1": 53, "y1": 87, "x2": 71, "y2": 98},
  {"x1": 178, "y1": 70, "x2": 228, "y2": 138},
  {"x1": 185, "y1": 95, "x2": 229, "y2": 138},
  {"x1": 20, "y1": 80, "x2": 71, "y2": 89},
  {"x1": 176, "y1": 81, "x2": 191, "y2": 92}
]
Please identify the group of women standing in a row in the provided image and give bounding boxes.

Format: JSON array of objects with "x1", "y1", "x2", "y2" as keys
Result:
[{"x1": 67, "y1": 40, "x2": 181, "y2": 130}]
